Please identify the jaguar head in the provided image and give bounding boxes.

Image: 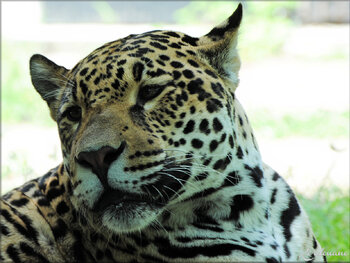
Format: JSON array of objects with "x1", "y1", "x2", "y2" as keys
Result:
[{"x1": 30, "y1": 4, "x2": 244, "y2": 233}]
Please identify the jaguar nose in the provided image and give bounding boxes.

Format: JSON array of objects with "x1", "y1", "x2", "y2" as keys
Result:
[{"x1": 77, "y1": 142, "x2": 126, "y2": 186}]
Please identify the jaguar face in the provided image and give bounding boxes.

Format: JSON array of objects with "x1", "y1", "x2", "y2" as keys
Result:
[{"x1": 30, "y1": 5, "x2": 242, "y2": 233}]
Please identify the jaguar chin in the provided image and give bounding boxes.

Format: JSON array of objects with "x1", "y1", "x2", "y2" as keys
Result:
[{"x1": 93, "y1": 189, "x2": 164, "y2": 233}]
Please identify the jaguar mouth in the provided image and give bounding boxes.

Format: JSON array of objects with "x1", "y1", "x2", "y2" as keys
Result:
[{"x1": 93, "y1": 189, "x2": 163, "y2": 212}]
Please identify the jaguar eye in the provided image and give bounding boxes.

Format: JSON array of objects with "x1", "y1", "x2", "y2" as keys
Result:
[
  {"x1": 137, "y1": 84, "x2": 166, "y2": 105},
  {"x1": 66, "y1": 106, "x2": 82, "y2": 122}
]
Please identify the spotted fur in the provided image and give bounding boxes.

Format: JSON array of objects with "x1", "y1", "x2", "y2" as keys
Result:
[{"x1": 1, "y1": 4, "x2": 326, "y2": 262}]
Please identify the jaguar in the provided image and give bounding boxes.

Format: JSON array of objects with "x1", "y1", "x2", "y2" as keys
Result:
[{"x1": 1, "y1": 4, "x2": 326, "y2": 262}]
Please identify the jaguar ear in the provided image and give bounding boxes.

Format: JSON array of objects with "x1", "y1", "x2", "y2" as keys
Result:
[
  {"x1": 198, "y1": 3, "x2": 242, "y2": 90},
  {"x1": 30, "y1": 54, "x2": 69, "y2": 121}
]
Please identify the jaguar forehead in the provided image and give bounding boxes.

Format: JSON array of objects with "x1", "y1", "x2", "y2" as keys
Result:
[{"x1": 70, "y1": 32, "x2": 193, "y2": 107}]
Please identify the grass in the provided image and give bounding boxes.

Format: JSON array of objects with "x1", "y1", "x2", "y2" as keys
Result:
[
  {"x1": 2, "y1": 41, "x2": 54, "y2": 126},
  {"x1": 250, "y1": 109, "x2": 349, "y2": 139},
  {"x1": 297, "y1": 185, "x2": 350, "y2": 262}
]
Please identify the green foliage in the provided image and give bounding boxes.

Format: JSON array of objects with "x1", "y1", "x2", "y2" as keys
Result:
[
  {"x1": 2, "y1": 41, "x2": 54, "y2": 126},
  {"x1": 250, "y1": 109, "x2": 349, "y2": 138},
  {"x1": 91, "y1": 1, "x2": 119, "y2": 23},
  {"x1": 173, "y1": 1, "x2": 297, "y2": 25},
  {"x1": 173, "y1": 1, "x2": 298, "y2": 60},
  {"x1": 316, "y1": 49, "x2": 349, "y2": 61},
  {"x1": 297, "y1": 186, "x2": 350, "y2": 262},
  {"x1": 174, "y1": 2, "x2": 237, "y2": 25},
  {"x1": 240, "y1": 2, "x2": 296, "y2": 61}
]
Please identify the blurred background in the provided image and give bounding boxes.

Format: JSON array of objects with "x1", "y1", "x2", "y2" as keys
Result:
[{"x1": 1, "y1": 1, "x2": 349, "y2": 260}]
